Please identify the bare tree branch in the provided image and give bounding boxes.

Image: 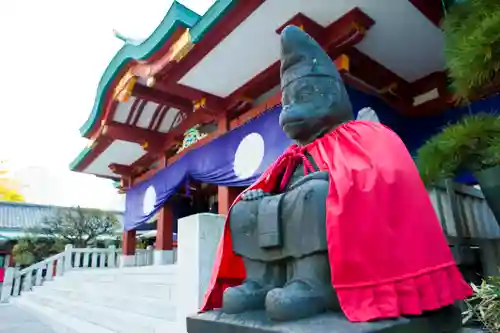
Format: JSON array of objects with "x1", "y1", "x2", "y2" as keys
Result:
[{"x1": 31, "y1": 206, "x2": 119, "y2": 248}]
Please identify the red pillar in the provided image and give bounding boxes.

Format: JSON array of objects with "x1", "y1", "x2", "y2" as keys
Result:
[
  {"x1": 156, "y1": 205, "x2": 174, "y2": 251},
  {"x1": 122, "y1": 230, "x2": 136, "y2": 256},
  {"x1": 218, "y1": 186, "x2": 241, "y2": 216}
]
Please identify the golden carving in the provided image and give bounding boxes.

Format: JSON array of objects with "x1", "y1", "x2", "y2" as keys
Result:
[
  {"x1": 111, "y1": 29, "x2": 194, "y2": 104},
  {"x1": 113, "y1": 70, "x2": 137, "y2": 102},
  {"x1": 171, "y1": 29, "x2": 194, "y2": 62},
  {"x1": 334, "y1": 54, "x2": 350, "y2": 72},
  {"x1": 193, "y1": 97, "x2": 207, "y2": 111}
]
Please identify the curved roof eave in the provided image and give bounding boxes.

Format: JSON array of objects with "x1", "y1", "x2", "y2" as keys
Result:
[
  {"x1": 69, "y1": 146, "x2": 91, "y2": 171},
  {"x1": 72, "y1": 0, "x2": 240, "y2": 172},
  {"x1": 79, "y1": 1, "x2": 201, "y2": 138}
]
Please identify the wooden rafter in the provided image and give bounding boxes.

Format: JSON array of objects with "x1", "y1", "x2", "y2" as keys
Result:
[
  {"x1": 225, "y1": 8, "x2": 375, "y2": 111},
  {"x1": 132, "y1": 84, "x2": 193, "y2": 111}
]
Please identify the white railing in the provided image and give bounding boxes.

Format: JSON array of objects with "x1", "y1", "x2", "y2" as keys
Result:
[
  {"x1": 135, "y1": 246, "x2": 154, "y2": 266},
  {"x1": 0, "y1": 244, "x2": 155, "y2": 303}
]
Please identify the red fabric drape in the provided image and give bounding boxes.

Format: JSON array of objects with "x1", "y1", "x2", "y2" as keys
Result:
[{"x1": 200, "y1": 121, "x2": 472, "y2": 322}]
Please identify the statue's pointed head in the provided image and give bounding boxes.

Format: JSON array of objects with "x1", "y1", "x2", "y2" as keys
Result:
[{"x1": 279, "y1": 26, "x2": 353, "y2": 144}]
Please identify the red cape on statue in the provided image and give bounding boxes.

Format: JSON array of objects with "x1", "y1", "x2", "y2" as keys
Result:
[{"x1": 200, "y1": 120, "x2": 472, "y2": 322}]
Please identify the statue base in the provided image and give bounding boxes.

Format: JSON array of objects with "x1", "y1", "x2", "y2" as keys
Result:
[{"x1": 187, "y1": 306, "x2": 462, "y2": 333}]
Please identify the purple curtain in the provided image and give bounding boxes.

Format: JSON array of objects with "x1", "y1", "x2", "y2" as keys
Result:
[
  {"x1": 124, "y1": 85, "x2": 500, "y2": 230},
  {"x1": 124, "y1": 105, "x2": 292, "y2": 230}
]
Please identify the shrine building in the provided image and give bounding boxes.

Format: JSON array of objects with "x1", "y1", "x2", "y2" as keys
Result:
[{"x1": 69, "y1": 0, "x2": 499, "y2": 267}]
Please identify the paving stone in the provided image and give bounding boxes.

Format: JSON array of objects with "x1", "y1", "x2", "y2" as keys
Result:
[{"x1": 0, "y1": 303, "x2": 58, "y2": 333}]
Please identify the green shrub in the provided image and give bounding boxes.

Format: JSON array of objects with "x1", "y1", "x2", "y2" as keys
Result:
[
  {"x1": 464, "y1": 277, "x2": 500, "y2": 332},
  {"x1": 12, "y1": 236, "x2": 66, "y2": 266},
  {"x1": 442, "y1": 0, "x2": 500, "y2": 99},
  {"x1": 416, "y1": 113, "x2": 500, "y2": 185}
]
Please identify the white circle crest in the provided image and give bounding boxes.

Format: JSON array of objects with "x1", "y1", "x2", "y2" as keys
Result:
[
  {"x1": 143, "y1": 185, "x2": 157, "y2": 215},
  {"x1": 233, "y1": 132, "x2": 265, "y2": 179}
]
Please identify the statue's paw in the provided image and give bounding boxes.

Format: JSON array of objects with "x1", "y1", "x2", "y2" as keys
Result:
[
  {"x1": 222, "y1": 280, "x2": 269, "y2": 314},
  {"x1": 241, "y1": 189, "x2": 268, "y2": 201},
  {"x1": 265, "y1": 281, "x2": 328, "y2": 321}
]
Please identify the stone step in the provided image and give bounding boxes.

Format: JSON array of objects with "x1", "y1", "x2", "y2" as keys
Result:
[
  {"x1": 60, "y1": 267, "x2": 177, "y2": 285},
  {"x1": 64, "y1": 265, "x2": 177, "y2": 277},
  {"x1": 13, "y1": 297, "x2": 116, "y2": 333},
  {"x1": 43, "y1": 280, "x2": 176, "y2": 300},
  {"x1": 20, "y1": 292, "x2": 179, "y2": 333},
  {"x1": 34, "y1": 286, "x2": 176, "y2": 320}
]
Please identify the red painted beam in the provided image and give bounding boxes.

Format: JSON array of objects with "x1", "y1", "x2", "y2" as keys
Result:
[
  {"x1": 346, "y1": 48, "x2": 413, "y2": 100},
  {"x1": 227, "y1": 9, "x2": 375, "y2": 109},
  {"x1": 132, "y1": 84, "x2": 193, "y2": 111},
  {"x1": 410, "y1": 71, "x2": 448, "y2": 96},
  {"x1": 167, "y1": 0, "x2": 265, "y2": 83},
  {"x1": 408, "y1": 0, "x2": 444, "y2": 27},
  {"x1": 73, "y1": 138, "x2": 113, "y2": 172},
  {"x1": 108, "y1": 163, "x2": 133, "y2": 176},
  {"x1": 102, "y1": 122, "x2": 165, "y2": 146},
  {"x1": 130, "y1": 155, "x2": 160, "y2": 181},
  {"x1": 149, "y1": 0, "x2": 265, "y2": 103},
  {"x1": 131, "y1": 26, "x2": 188, "y2": 76}
]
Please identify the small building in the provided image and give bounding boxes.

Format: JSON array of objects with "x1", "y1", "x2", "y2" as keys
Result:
[
  {"x1": 69, "y1": 0, "x2": 500, "y2": 274},
  {"x1": 0, "y1": 201, "x2": 124, "y2": 282}
]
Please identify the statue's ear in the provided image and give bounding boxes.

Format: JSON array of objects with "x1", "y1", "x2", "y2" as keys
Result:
[{"x1": 356, "y1": 107, "x2": 380, "y2": 123}]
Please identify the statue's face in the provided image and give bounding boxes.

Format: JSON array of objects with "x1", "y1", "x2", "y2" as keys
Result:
[{"x1": 279, "y1": 76, "x2": 352, "y2": 145}]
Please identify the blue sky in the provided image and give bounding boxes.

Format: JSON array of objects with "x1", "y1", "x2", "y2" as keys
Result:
[{"x1": 0, "y1": 0, "x2": 215, "y2": 210}]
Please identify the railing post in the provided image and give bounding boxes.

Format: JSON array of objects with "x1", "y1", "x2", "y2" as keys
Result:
[
  {"x1": 98, "y1": 251, "x2": 106, "y2": 268},
  {"x1": 83, "y1": 250, "x2": 90, "y2": 268},
  {"x1": 45, "y1": 260, "x2": 54, "y2": 281},
  {"x1": 90, "y1": 248, "x2": 98, "y2": 268},
  {"x1": 64, "y1": 244, "x2": 73, "y2": 271},
  {"x1": 108, "y1": 245, "x2": 117, "y2": 268},
  {"x1": 74, "y1": 252, "x2": 81, "y2": 269},
  {"x1": 146, "y1": 245, "x2": 154, "y2": 266},
  {"x1": 22, "y1": 271, "x2": 33, "y2": 291},
  {"x1": 56, "y1": 257, "x2": 64, "y2": 277},
  {"x1": 12, "y1": 267, "x2": 21, "y2": 297},
  {"x1": 35, "y1": 266, "x2": 44, "y2": 286},
  {"x1": 0, "y1": 267, "x2": 15, "y2": 302}
]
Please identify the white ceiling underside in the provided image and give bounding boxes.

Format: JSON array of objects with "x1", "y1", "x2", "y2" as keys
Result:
[
  {"x1": 137, "y1": 101, "x2": 159, "y2": 128},
  {"x1": 112, "y1": 97, "x2": 182, "y2": 133},
  {"x1": 87, "y1": 100, "x2": 184, "y2": 175},
  {"x1": 113, "y1": 97, "x2": 136, "y2": 123},
  {"x1": 158, "y1": 108, "x2": 183, "y2": 133},
  {"x1": 83, "y1": 140, "x2": 146, "y2": 177},
  {"x1": 179, "y1": 0, "x2": 444, "y2": 98}
]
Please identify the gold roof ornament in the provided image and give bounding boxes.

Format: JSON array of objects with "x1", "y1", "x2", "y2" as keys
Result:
[
  {"x1": 177, "y1": 125, "x2": 208, "y2": 154},
  {"x1": 113, "y1": 70, "x2": 137, "y2": 102},
  {"x1": 172, "y1": 29, "x2": 194, "y2": 62}
]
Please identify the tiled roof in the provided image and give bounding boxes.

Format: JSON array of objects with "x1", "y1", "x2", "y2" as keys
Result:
[{"x1": 0, "y1": 201, "x2": 124, "y2": 230}]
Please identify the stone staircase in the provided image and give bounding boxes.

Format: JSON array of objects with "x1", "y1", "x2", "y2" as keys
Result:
[
  {"x1": 13, "y1": 266, "x2": 179, "y2": 333},
  {"x1": 1, "y1": 213, "x2": 226, "y2": 333},
  {"x1": 3, "y1": 194, "x2": 492, "y2": 332}
]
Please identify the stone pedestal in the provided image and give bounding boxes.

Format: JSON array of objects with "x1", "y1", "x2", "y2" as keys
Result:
[
  {"x1": 187, "y1": 306, "x2": 462, "y2": 333},
  {"x1": 119, "y1": 255, "x2": 136, "y2": 267},
  {"x1": 153, "y1": 249, "x2": 174, "y2": 265},
  {"x1": 176, "y1": 213, "x2": 226, "y2": 333}
]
